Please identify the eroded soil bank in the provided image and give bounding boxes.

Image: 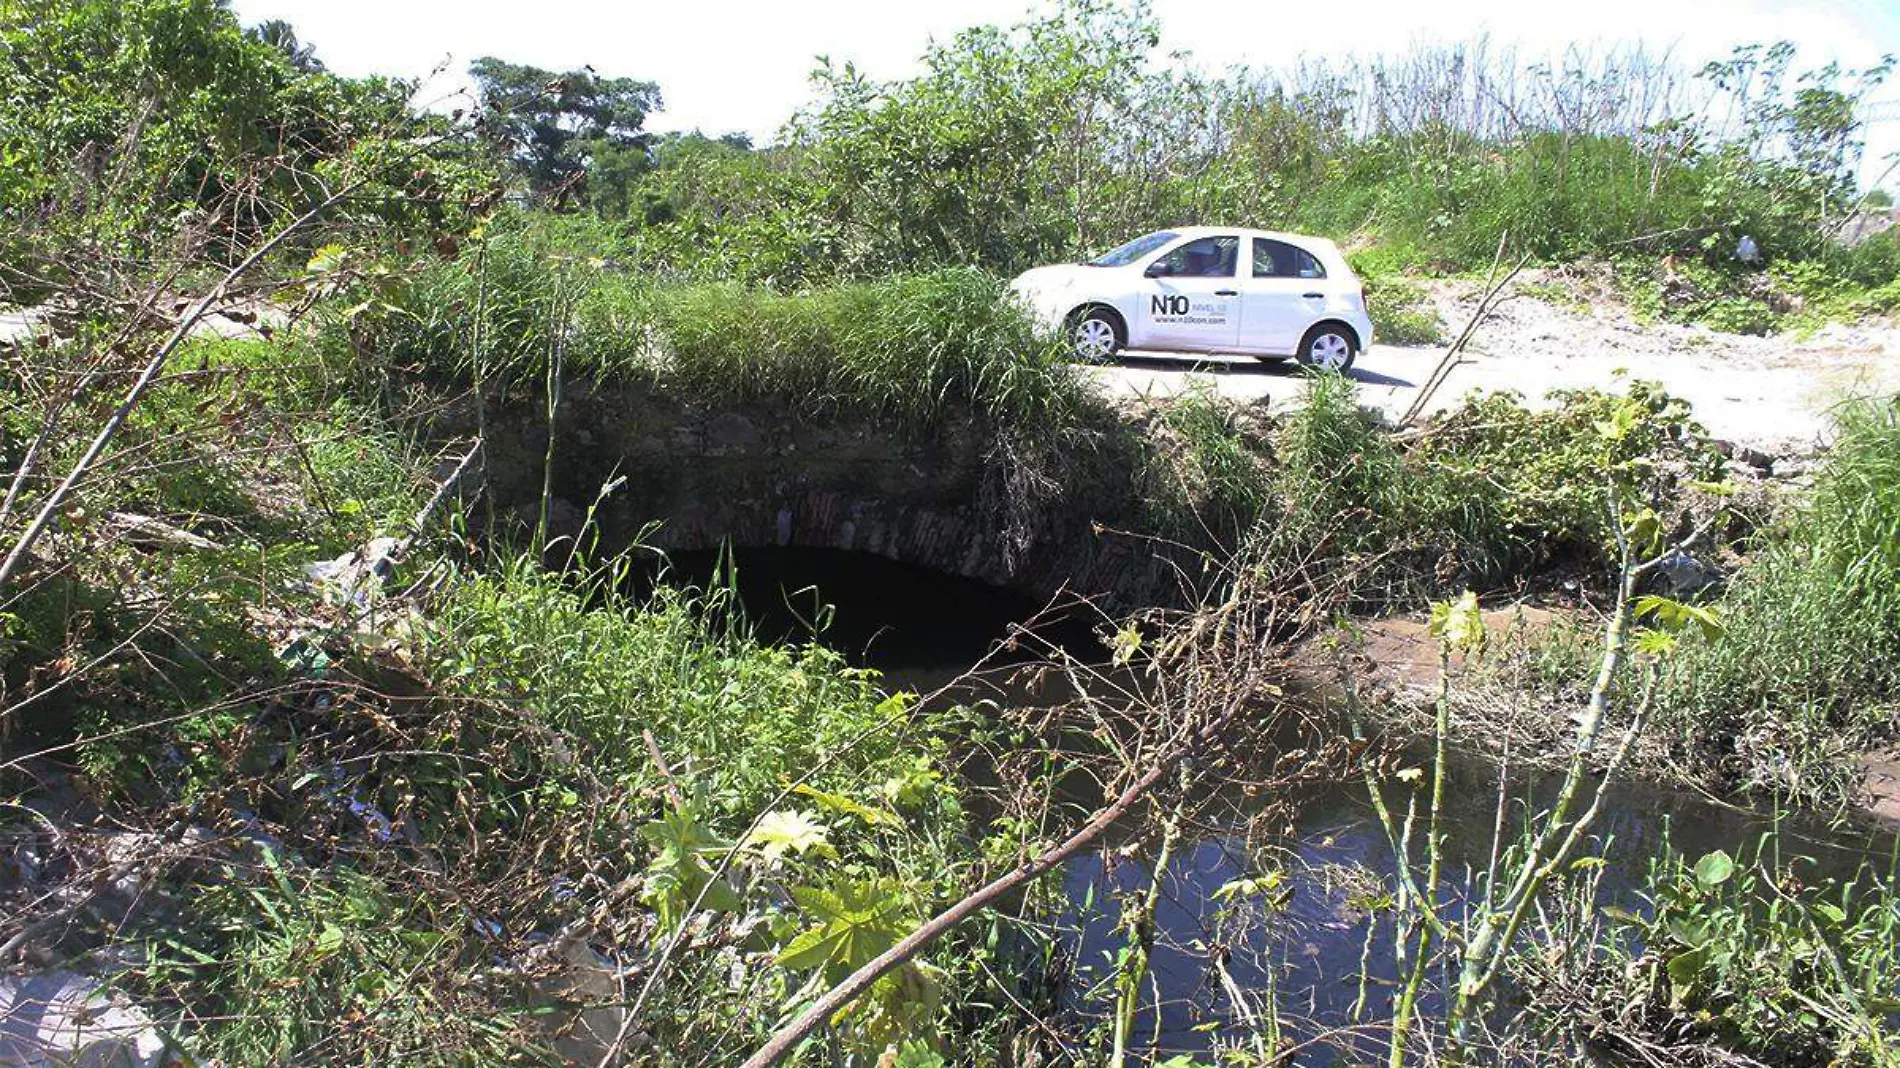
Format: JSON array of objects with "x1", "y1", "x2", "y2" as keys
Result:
[{"x1": 1326, "y1": 606, "x2": 1900, "y2": 829}]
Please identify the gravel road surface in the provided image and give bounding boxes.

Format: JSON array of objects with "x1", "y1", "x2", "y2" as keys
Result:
[{"x1": 1089, "y1": 280, "x2": 1900, "y2": 454}]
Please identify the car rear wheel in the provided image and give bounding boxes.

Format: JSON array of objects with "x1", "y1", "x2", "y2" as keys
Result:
[
  {"x1": 1296, "y1": 324, "x2": 1356, "y2": 372},
  {"x1": 1069, "y1": 307, "x2": 1123, "y2": 363}
]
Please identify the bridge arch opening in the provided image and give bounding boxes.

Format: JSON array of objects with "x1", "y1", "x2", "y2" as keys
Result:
[{"x1": 634, "y1": 545, "x2": 1102, "y2": 671}]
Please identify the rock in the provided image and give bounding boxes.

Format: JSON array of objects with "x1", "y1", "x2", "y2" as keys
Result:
[
  {"x1": 1708, "y1": 438, "x2": 1776, "y2": 470},
  {"x1": 104, "y1": 514, "x2": 222, "y2": 553},
  {"x1": 705, "y1": 412, "x2": 761, "y2": 451},
  {"x1": 302, "y1": 537, "x2": 401, "y2": 607},
  {"x1": 0, "y1": 971, "x2": 169, "y2": 1067},
  {"x1": 1651, "y1": 549, "x2": 1724, "y2": 597}
]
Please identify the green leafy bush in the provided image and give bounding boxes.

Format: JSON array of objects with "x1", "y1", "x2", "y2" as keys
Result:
[
  {"x1": 425, "y1": 559, "x2": 924, "y2": 816},
  {"x1": 1360, "y1": 272, "x2": 1443, "y2": 346},
  {"x1": 1259, "y1": 375, "x2": 1718, "y2": 597},
  {"x1": 1606, "y1": 839, "x2": 1900, "y2": 1065}
]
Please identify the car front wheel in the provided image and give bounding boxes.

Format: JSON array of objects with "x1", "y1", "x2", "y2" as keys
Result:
[
  {"x1": 1296, "y1": 324, "x2": 1356, "y2": 373},
  {"x1": 1069, "y1": 308, "x2": 1123, "y2": 363}
]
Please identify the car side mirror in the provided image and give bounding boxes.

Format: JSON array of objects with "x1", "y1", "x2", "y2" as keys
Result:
[{"x1": 1144, "y1": 260, "x2": 1171, "y2": 278}]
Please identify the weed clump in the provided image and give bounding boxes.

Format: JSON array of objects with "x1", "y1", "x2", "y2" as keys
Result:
[{"x1": 1253, "y1": 374, "x2": 1718, "y2": 600}]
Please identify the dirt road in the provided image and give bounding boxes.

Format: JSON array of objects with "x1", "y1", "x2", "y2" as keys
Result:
[{"x1": 1090, "y1": 281, "x2": 1900, "y2": 455}]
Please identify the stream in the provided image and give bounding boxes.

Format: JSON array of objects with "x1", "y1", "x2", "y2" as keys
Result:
[{"x1": 651, "y1": 546, "x2": 1898, "y2": 1061}]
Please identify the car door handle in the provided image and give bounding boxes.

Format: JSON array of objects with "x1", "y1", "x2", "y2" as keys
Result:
[
  {"x1": 1214, "y1": 289, "x2": 1238, "y2": 296},
  {"x1": 1302, "y1": 292, "x2": 1324, "y2": 299}
]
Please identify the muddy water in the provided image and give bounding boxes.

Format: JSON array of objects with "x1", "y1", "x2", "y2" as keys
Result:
[
  {"x1": 892, "y1": 652, "x2": 1896, "y2": 1060},
  {"x1": 1049, "y1": 756, "x2": 1894, "y2": 1060},
  {"x1": 649, "y1": 547, "x2": 1896, "y2": 1061}
]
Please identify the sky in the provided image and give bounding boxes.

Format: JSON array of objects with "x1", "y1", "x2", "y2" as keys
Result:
[{"x1": 231, "y1": 0, "x2": 1900, "y2": 188}]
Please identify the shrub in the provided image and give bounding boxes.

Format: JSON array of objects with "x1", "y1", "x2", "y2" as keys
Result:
[
  {"x1": 1360, "y1": 271, "x2": 1444, "y2": 346},
  {"x1": 1597, "y1": 837, "x2": 1900, "y2": 1065},
  {"x1": 424, "y1": 559, "x2": 925, "y2": 817},
  {"x1": 1260, "y1": 376, "x2": 1718, "y2": 600}
]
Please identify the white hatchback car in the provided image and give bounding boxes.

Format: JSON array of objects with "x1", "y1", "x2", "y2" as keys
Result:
[{"x1": 1009, "y1": 227, "x2": 1374, "y2": 371}]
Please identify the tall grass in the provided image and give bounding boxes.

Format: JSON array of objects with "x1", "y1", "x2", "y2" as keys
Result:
[
  {"x1": 336, "y1": 216, "x2": 1090, "y2": 439},
  {"x1": 615, "y1": 269, "x2": 1082, "y2": 430},
  {"x1": 423, "y1": 554, "x2": 924, "y2": 817},
  {"x1": 1662, "y1": 396, "x2": 1900, "y2": 798}
]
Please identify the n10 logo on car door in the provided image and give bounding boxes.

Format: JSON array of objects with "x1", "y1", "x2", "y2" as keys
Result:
[{"x1": 1150, "y1": 294, "x2": 1227, "y2": 325}]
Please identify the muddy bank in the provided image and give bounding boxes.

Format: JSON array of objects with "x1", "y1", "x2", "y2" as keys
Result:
[{"x1": 1311, "y1": 606, "x2": 1900, "y2": 830}]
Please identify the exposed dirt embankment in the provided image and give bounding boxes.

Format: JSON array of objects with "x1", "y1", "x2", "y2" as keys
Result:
[{"x1": 1326, "y1": 605, "x2": 1900, "y2": 831}]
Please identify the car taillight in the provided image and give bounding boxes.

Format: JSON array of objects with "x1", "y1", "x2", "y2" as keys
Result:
[{"x1": 1359, "y1": 284, "x2": 1368, "y2": 308}]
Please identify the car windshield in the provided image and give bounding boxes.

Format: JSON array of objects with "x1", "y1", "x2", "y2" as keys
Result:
[{"x1": 1086, "y1": 230, "x2": 1179, "y2": 267}]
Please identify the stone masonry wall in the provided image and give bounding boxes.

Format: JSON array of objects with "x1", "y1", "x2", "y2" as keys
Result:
[{"x1": 475, "y1": 384, "x2": 1184, "y2": 609}]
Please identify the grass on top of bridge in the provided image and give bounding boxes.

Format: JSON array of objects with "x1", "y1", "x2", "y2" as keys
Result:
[{"x1": 322, "y1": 215, "x2": 1098, "y2": 443}]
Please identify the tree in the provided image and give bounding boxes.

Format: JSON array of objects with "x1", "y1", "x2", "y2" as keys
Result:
[
  {"x1": 469, "y1": 57, "x2": 662, "y2": 201},
  {"x1": 247, "y1": 17, "x2": 324, "y2": 73}
]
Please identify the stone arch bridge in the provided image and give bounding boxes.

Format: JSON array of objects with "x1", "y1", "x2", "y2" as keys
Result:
[{"x1": 477, "y1": 385, "x2": 1190, "y2": 609}]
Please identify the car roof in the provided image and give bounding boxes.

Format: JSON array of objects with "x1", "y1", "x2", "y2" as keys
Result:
[{"x1": 1165, "y1": 225, "x2": 1338, "y2": 248}]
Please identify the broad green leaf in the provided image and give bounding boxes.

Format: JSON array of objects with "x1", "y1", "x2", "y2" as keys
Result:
[
  {"x1": 743, "y1": 809, "x2": 833, "y2": 862},
  {"x1": 1624, "y1": 507, "x2": 1663, "y2": 556},
  {"x1": 1693, "y1": 849, "x2": 1735, "y2": 890},
  {"x1": 776, "y1": 877, "x2": 913, "y2": 983},
  {"x1": 314, "y1": 922, "x2": 347, "y2": 956},
  {"x1": 1428, "y1": 590, "x2": 1485, "y2": 655},
  {"x1": 1666, "y1": 945, "x2": 1711, "y2": 1008},
  {"x1": 1635, "y1": 595, "x2": 1725, "y2": 641},
  {"x1": 306, "y1": 243, "x2": 349, "y2": 273},
  {"x1": 892, "y1": 1040, "x2": 948, "y2": 1068},
  {"x1": 1631, "y1": 627, "x2": 1679, "y2": 656},
  {"x1": 639, "y1": 808, "x2": 738, "y2": 929},
  {"x1": 793, "y1": 783, "x2": 901, "y2": 827}
]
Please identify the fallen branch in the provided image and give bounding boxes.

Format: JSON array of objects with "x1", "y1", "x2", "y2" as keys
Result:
[
  {"x1": 1400, "y1": 235, "x2": 1530, "y2": 427},
  {"x1": 737, "y1": 671, "x2": 1263, "y2": 1068},
  {"x1": 0, "y1": 180, "x2": 363, "y2": 593}
]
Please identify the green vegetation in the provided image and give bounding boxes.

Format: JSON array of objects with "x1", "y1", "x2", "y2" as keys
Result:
[
  {"x1": 0, "y1": 0, "x2": 482, "y2": 302},
  {"x1": 4, "y1": 1, "x2": 1900, "y2": 1065},
  {"x1": 1523, "y1": 834, "x2": 1900, "y2": 1065},
  {"x1": 1251, "y1": 374, "x2": 1720, "y2": 600},
  {"x1": 574, "y1": 6, "x2": 1896, "y2": 335},
  {"x1": 1659, "y1": 397, "x2": 1900, "y2": 801},
  {"x1": 1359, "y1": 273, "x2": 1444, "y2": 346},
  {"x1": 468, "y1": 56, "x2": 662, "y2": 200},
  {"x1": 329, "y1": 214, "x2": 1082, "y2": 433}
]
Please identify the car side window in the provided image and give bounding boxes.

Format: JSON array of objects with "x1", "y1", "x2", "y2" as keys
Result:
[
  {"x1": 1152, "y1": 236, "x2": 1239, "y2": 278},
  {"x1": 1253, "y1": 238, "x2": 1326, "y2": 279}
]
